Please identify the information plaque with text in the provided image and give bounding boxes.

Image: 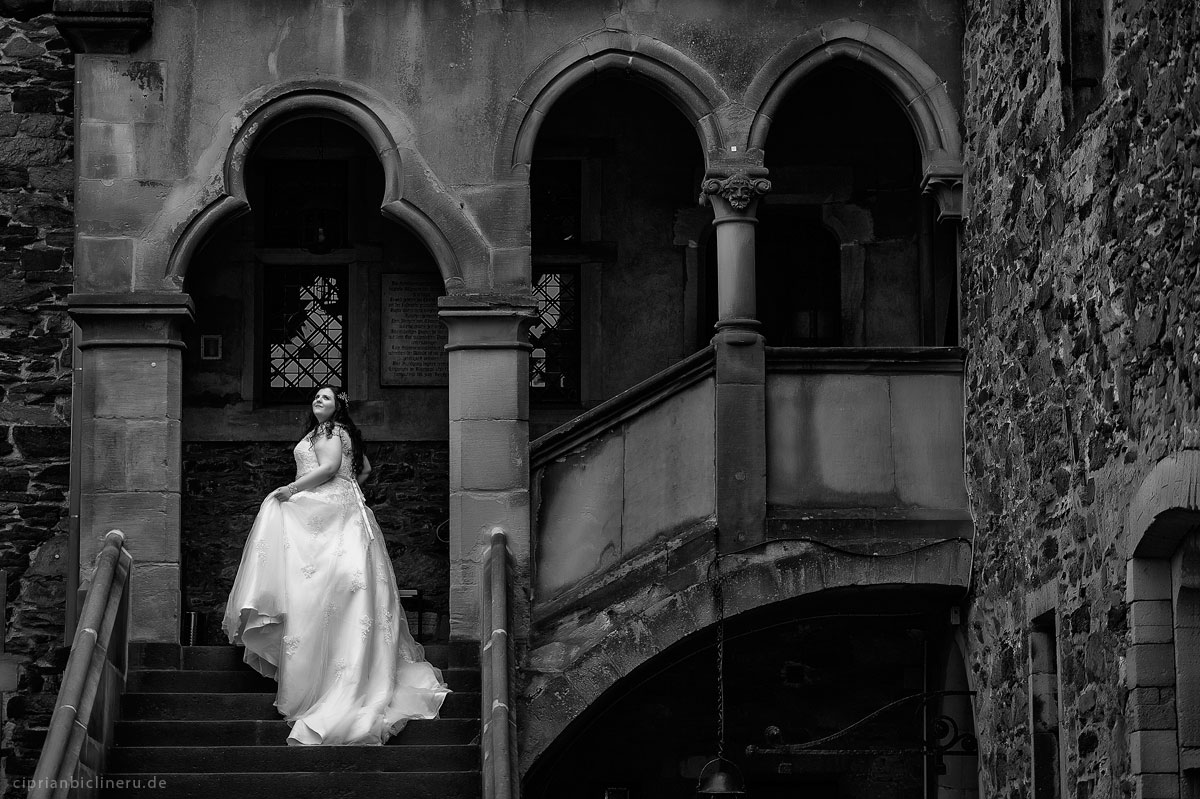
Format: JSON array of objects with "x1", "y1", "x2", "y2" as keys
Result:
[{"x1": 380, "y1": 273, "x2": 448, "y2": 386}]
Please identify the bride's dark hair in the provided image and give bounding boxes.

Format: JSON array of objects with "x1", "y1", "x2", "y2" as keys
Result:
[{"x1": 302, "y1": 384, "x2": 365, "y2": 475}]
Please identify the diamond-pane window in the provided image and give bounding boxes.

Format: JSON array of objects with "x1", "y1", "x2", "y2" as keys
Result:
[
  {"x1": 530, "y1": 267, "x2": 580, "y2": 403},
  {"x1": 263, "y1": 266, "x2": 347, "y2": 402}
]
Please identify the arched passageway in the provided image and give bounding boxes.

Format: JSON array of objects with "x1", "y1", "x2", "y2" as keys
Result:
[
  {"x1": 179, "y1": 117, "x2": 451, "y2": 643},
  {"x1": 525, "y1": 589, "x2": 976, "y2": 799},
  {"x1": 527, "y1": 75, "x2": 706, "y2": 437},
  {"x1": 702, "y1": 63, "x2": 958, "y2": 348}
]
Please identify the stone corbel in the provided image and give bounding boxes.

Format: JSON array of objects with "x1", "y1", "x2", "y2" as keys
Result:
[
  {"x1": 922, "y1": 169, "x2": 964, "y2": 222},
  {"x1": 699, "y1": 168, "x2": 772, "y2": 213},
  {"x1": 54, "y1": 0, "x2": 153, "y2": 54}
]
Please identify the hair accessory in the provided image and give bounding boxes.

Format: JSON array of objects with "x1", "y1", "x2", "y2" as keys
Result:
[{"x1": 336, "y1": 390, "x2": 349, "y2": 404}]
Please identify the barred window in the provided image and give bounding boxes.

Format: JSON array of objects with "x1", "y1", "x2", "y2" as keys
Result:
[
  {"x1": 530, "y1": 267, "x2": 580, "y2": 403},
  {"x1": 262, "y1": 265, "x2": 347, "y2": 402}
]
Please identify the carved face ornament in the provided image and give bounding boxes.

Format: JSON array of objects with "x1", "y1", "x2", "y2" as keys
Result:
[
  {"x1": 701, "y1": 172, "x2": 772, "y2": 211},
  {"x1": 723, "y1": 174, "x2": 755, "y2": 210}
]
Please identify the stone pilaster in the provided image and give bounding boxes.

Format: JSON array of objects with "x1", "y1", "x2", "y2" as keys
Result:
[
  {"x1": 68, "y1": 292, "x2": 192, "y2": 643},
  {"x1": 440, "y1": 299, "x2": 536, "y2": 643},
  {"x1": 701, "y1": 169, "x2": 770, "y2": 552}
]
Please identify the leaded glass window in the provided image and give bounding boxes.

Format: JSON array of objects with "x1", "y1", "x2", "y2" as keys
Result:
[
  {"x1": 530, "y1": 267, "x2": 580, "y2": 403},
  {"x1": 263, "y1": 266, "x2": 347, "y2": 402}
]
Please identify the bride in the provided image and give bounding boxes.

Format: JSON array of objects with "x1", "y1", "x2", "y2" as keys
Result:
[{"x1": 221, "y1": 385, "x2": 449, "y2": 745}]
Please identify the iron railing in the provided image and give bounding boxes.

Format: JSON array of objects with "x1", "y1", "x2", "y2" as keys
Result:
[
  {"x1": 31, "y1": 529, "x2": 132, "y2": 799},
  {"x1": 480, "y1": 528, "x2": 518, "y2": 799}
]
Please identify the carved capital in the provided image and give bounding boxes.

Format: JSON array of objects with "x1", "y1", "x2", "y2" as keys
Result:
[
  {"x1": 921, "y1": 171, "x2": 964, "y2": 222},
  {"x1": 700, "y1": 171, "x2": 772, "y2": 211},
  {"x1": 54, "y1": 0, "x2": 153, "y2": 54}
]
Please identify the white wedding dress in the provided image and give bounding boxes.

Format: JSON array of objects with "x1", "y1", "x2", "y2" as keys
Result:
[{"x1": 221, "y1": 424, "x2": 449, "y2": 745}]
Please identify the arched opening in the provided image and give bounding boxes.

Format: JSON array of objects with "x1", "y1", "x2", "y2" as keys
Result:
[
  {"x1": 1126, "y1": 502, "x2": 1200, "y2": 794},
  {"x1": 699, "y1": 215, "x2": 842, "y2": 347},
  {"x1": 930, "y1": 634, "x2": 980, "y2": 799},
  {"x1": 525, "y1": 589, "x2": 971, "y2": 799},
  {"x1": 706, "y1": 63, "x2": 958, "y2": 347},
  {"x1": 179, "y1": 116, "x2": 450, "y2": 644},
  {"x1": 528, "y1": 75, "x2": 707, "y2": 437}
]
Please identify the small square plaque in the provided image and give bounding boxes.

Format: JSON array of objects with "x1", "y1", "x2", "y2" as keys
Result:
[{"x1": 199, "y1": 335, "x2": 223, "y2": 360}]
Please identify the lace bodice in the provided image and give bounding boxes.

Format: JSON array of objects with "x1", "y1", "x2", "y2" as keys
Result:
[{"x1": 294, "y1": 424, "x2": 356, "y2": 484}]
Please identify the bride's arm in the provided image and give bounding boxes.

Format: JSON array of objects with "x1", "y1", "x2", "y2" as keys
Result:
[
  {"x1": 356, "y1": 454, "x2": 372, "y2": 486},
  {"x1": 268, "y1": 434, "x2": 343, "y2": 501}
]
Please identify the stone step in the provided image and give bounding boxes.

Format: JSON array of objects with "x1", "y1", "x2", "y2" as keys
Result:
[
  {"x1": 144, "y1": 643, "x2": 479, "y2": 671},
  {"x1": 126, "y1": 667, "x2": 480, "y2": 693},
  {"x1": 97, "y1": 771, "x2": 480, "y2": 799},
  {"x1": 121, "y1": 692, "x2": 480, "y2": 721},
  {"x1": 107, "y1": 744, "x2": 479, "y2": 773},
  {"x1": 126, "y1": 670, "x2": 277, "y2": 693},
  {"x1": 114, "y1": 718, "x2": 479, "y2": 747}
]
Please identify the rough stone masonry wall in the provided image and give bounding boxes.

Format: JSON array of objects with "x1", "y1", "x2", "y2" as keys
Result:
[
  {"x1": 962, "y1": 0, "x2": 1198, "y2": 796},
  {"x1": 183, "y1": 441, "x2": 451, "y2": 645},
  {"x1": 0, "y1": 1, "x2": 74, "y2": 796}
]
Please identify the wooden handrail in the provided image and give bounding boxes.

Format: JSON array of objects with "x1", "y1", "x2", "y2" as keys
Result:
[
  {"x1": 480, "y1": 528, "x2": 518, "y2": 799},
  {"x1": 30, "y1": 529, "x2": 132, "y2": 799}
]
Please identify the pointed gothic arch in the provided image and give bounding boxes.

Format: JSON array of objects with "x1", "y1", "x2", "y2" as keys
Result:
[
  {"x1": 744, "y1": 19, "x2": 963, "y2": 216},
  {"x1": 495, "y1": 30, "x2": 729, "y2": 179}
]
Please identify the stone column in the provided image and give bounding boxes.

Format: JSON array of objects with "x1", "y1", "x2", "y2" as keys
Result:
[
  {"x1": 701, "y1": 170, "x2": 771, "y2": 552},
  {"x1": 440, "y1": 300, "x2": 536, "y2": 642},
  {"x1": 68, "y1": 293, "x2": 192, "y2": 643}
]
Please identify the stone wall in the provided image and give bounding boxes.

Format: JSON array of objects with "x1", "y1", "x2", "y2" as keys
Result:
[
  {"x1": 0, "y1": 1, "x2": 73, "y2": 796},
  {"x1": 182, "y1": 441, "x2": 451, "y2": 644},
  {"x1": 961, "y1": 0, "x2": 1198, "y2": 796}
]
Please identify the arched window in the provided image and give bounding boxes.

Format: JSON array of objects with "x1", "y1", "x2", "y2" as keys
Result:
[
  {"x1": 1125, "y1": 453, "x2": 1200, "y2": 797},
  {"x1": 183, "y1": 116, "x2": 445, "y2": 415},
  {"x1": 245, "y1": 117, "x2": 381, "y2": 404}
]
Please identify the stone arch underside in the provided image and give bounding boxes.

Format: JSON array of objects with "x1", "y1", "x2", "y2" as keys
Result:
[
  {"x1": 744, "y1": 19, "x2": 963, "y2": 187},
  {"x1": 1128, "y1": 450, "x2": 1200, "y2": 558},
  {"x1": 1124, "y1": 450, "x2": 1200, "y2": 795},
  {"x1": 165, "y1": 81, "x2": 481, "y2": 291},
  {"x1": 520, "y1": 536, "x2": 970, "y2": 771},
  {"x1": 495, "y1": 30, "x2": 729, "y2": 178}
]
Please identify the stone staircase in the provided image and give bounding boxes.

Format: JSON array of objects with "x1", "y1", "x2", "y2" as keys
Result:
[{"x1": 103, "y1": 642, "x2": 482, "y2": 798}]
